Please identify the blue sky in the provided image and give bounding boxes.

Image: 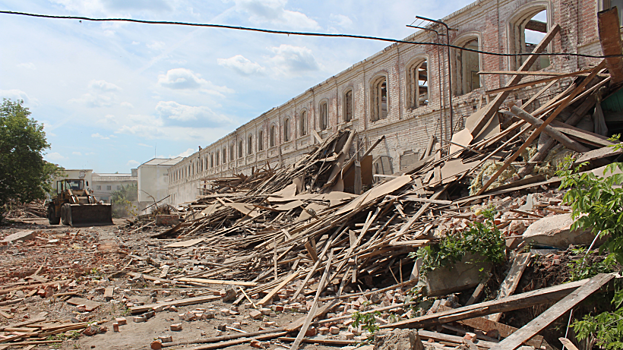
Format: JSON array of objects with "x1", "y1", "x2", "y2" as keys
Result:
[{"x1": 0, "y1": 0, "x2": 474, "y2": 173}]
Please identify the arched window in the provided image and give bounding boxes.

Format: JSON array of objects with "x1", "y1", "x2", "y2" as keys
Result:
[
  {"x1": 222, "y1": 148, "x2": 226, "y2": 164},
  {"x1": 371, "y1": 76, "x2": 388, "y2": 121},
  {"x1": 510, "y1": 7, "x2": 549, "y2": 70},
  {"x1": 210, "y1": 154, "x2": 214, "y2": 168},
  {"x1": 238, "y1": 140, "x2": 243, "y2": 158},
  {"x1": 230, "y1": 145, "x2": 234, "y2": 161},
  {"x1": 270, "y1": 125, "x2": 276, "y2": 147},
  {"x1": 247, "y1": 135, "x2": 253, "y2": 155},
  {"x1": 300, "y1": 111, "x2": 308, "y2": 136},
  {"x1": 344, "y1": 90, "x2": 353, "y2": 122},
  {"x1": 258, "y1": 130, "x2": 264, "y2": 151},
  {"x1": 407, "y1": 60, "x2": 428, "y2": 108},
  {"x1": 284, "y1": 118, "x2": 291, "y2": 142},
  {"x1": 216, "y1": 151, "x2": 220, "y2": 166},
  {"x1": 455, "y1": 38, "x2": 480, "y2": 95},
  {"x1": 320, "y1": 102, "x2": 329, "y2": 130}
]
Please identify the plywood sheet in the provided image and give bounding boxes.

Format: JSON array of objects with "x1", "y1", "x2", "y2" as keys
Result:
[{"x1": 337, "y1": 175, "x2": 412, "y2": 215}]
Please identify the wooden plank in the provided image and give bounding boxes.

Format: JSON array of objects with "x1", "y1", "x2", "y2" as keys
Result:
[
  {"x1": 380, "y1": 278, "x2": 589, "y2": 329},
  {"x1": 510, "y1": 106, "x2": 590, "y2": 153},
  {"x1": 491, "y1": 273, "x2": 615, "y2": 350},
  {"x1": 468, "y1": 24, "x2": 561, "y2": 138},
  {"x1": 165, "y1": 238, "x2": 204, "y2": 248},
  {"x1": 192, "y1": 332, "x2": 288, "y2": 350},
  {"x1": 484, "y1": 70, "x2": 591, "y2": 95},
  {"x1": 488, "y1": 253, "x2": 531, "y2": 322},
  {"x1": 0, "y1": 280, "x2": 71, "y2": 295},
  {"x1": 550, "y1": 120, "x2": 616, "y2": 147},
  {"x1": 177, "y1": 278, "x2": 257, "y2": 287},
  {"x1": 478, "y1": 70, "x2": 583, "y2": 76},
  {"x1": 394, "y1": 187, "x2": 446, "y2": 239},
  {"x1": 575, "y1": 145, "x2": 623, "y2": 164},
  {"x1": 418, "y1": 330, "x2": 498, "y2": 348},
  {"x1": 257, "y1": 271, "x2": 299, "y2": 306},
  {"x1": 290, "y1": 250, "x2": 334, "y2": 350},
  {"x1": 477, "y1": 60, "x2": 607, "y2": 195},
  {"x1": 457, "y1": 317, "x2": 543, "y2": 348},
  {"x1": 130, "y1": 295, "x2": 221, "y2": 314}
]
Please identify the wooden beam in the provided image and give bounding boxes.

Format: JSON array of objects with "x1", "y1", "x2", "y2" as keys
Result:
[
  {"x1": 510, "y1": 106, "x2": 590, "y2": 153},
  {"x1": 487, "y1": 253, "x2": 531, "y2": 322},
  {"x1": 477, "y1": 60, "x2": 606, "y2": 195},
  {"x1": 257, "y1": 271, "x2": 299, "y2": 306},
  {"x1": 130, "y1": 295, "x2": 221, "y2": 314},
  {"x1": 380, "y1": 278, "x2": 589, "y2": 329},
  {"x1": 491, "y1": 273, "x2": 615, "y2": 350},
  {"x1": 469, "y1": 24, "x2": 560, "y2": 138},
  {"x1": 484, "y1": 69, "x2": 591, "y2": 95},
  {"x1": 479, "y1": 70, "x2": 579, "y2": 76},
  {"x1": 290, "y1": 250, "x2": 334, "y2": 350}
]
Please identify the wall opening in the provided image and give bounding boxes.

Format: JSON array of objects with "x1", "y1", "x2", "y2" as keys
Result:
[
  {"x1": 371, "y1": 76, "x2": 388, "y2": 121},
  {"x1": 454, "y1": 38, "x2": 480, "y2": 95},
  {"x1": 344, "y1": 90, "x2": 353, "y2": 122},
  {"x1": 248, "y1": 135, "x2": 253, "y2": 155},
  {"x1": 602, "y1": 1, "x2": 623, "y2": 25},
  {"x1": 222, "y1": 148, "x2": 226, "y2": 164},
  {"x1": 230, "y1": 145, "x2": 234, "y2": 161},
  {"x1": 407, "y1": 59, "x2": 428, "y2": 109},
  {"x1": 238, "y1": 140, "x2": 243, "y2": 158},
  {"x1": 320, "y1": 102, "x2": 329, "y2": 130},
  {"x1": 258, "y1": 130, "x2": 264, "y2": 151},
  {"x1": 284, "y1": 118, "x2": 291, "y2": 142},
  {"x1": 270, "y1": 125, "x2": 276, "y2": 147},
  {"x1": 511, "y1": 7, "x2": 549, "y2": 70},
  {"x1": 300, "y1": 111, "x2": 308, "y2": 136}
]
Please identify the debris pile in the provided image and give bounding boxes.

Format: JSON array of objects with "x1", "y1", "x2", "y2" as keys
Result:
[{"x1": 3, "y1": 20, "x2": 623, "y2": 350}]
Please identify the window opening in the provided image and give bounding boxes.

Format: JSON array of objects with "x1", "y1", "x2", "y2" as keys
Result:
[
  {"x1": 300, "y1": 111, "x2": 308, "y2": 136},
  {"x1": 344, "y1": 90, "x2": 353, "y2": 122},
  {"x1": 408, "y1": 60, "x2": 428, "y2": 108},
  {"x1": 320, "y1": 102, "x2": 329, "y2": 130}
]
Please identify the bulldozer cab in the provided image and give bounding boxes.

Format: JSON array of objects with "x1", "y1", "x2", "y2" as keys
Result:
[{"x1": 57, "y1": 179, "x2": 84, "y2": 193}]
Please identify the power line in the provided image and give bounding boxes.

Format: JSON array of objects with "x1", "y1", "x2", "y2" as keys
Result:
[{"x1": 1, "y1": 10, "x2": 621, "y2": 59}]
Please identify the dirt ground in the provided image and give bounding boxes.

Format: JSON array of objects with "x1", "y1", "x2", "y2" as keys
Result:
[{"x1": 0, "y1": 219, "x2": 353, "y2": 350}]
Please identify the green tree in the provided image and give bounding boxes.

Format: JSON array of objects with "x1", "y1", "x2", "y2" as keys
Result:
[{"x1": 0, "y1": 99, "x2": 62, "y2": 222}]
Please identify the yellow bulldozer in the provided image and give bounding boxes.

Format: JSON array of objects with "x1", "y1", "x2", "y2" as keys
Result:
[{"x1": 46, "y1": 179, "x2": 113, "y2": 226}]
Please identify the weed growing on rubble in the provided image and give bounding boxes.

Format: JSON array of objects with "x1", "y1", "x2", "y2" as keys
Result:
[
  {"x1": 352, "y1": 310, "x2": 381, "y2": 336},
  {"x1": 567, "y1": 247, "x2": 617, "y2": 282},
  {"x1": 557, "y1": 147, "x2": 623, "y2": 349},
  {"x1": 409, "y1": 208, "x2": 506, "y2": 276}
]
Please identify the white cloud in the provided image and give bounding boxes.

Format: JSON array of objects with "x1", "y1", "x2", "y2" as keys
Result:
[
  {"x1": 46, "y1": 152, "x2": 66, "y2": 161},
  {"x1": 156, "y1": 101, "x2": 233, "y2": 124},
  {"x1": 233, "y1": 0, "x2": 318, "y2": 29},
  {"x1": 217, "y1": 55, "x2": 265, "y2": 76},
  {"x1": 330, "y1": 14, "x2": 353, "y2": 28},
  {"x1": 70, "y1": 93, "x2": 115, "y2": 108},
  {"x1": 70, "y1": 80, "x2": 122, "y2": 107},
  {"x1": 121, "y1": 101, "x2": 134, "y2": 108},
  {"x1": 91, "y1": 133, "x2": 110, "y2": 140},
  {"x1": 0, "y1": 89, "x2": 38, "y2": 106},
  {"x1": 177, "y1": 148, "x2": 195, "y2": 157},
  {"x1": 72, "y1": 151, "x2": 82, "y2": 155},
  {"x1": 138, "y1": 143, "x2": 153, "y2": 148},
  {"x1": 147, "y1": 41, "x2": 166, "y2": 51},
  {"x1": 270, "y1": 45, "x2": 320, "y2": 75},
  {"x1": 157, "y1": 68, "x2": 234, "y2": 96},
  {"x1": 17, "y1": 62, "x2": 37, "y2": 70},
  {"x1": 89, "y1": 80, "x2": 121, "y2": 92},
  {"x1": 127, "y1": 159, "x2": 140, "y2": 167},
  {"x1": 157, "y1": 68, "x2": 206, "y2": 90}
]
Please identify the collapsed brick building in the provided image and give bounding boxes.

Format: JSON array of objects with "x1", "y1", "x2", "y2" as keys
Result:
[{"x1": 167, "y1": 0, "x2": 612, "y2": 206}]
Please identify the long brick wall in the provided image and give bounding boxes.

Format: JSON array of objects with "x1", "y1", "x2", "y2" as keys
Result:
[{"x1": 167, "y1": 0, "x2": 602, "y2": 206}]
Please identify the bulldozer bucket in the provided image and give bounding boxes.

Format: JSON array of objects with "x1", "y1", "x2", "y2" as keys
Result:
[{"x1": 66, "y1": 203, "x2": 113, "y2": 226}]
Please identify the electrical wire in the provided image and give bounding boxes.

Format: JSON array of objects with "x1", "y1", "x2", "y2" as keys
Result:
[{"x1": 1, "y1": 10, "x2": 622, "y2": 59}]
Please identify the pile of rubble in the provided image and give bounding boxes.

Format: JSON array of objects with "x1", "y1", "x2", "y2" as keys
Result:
[{"x1": 3, "y1": 18, "x2": 623, "y2": 350}]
